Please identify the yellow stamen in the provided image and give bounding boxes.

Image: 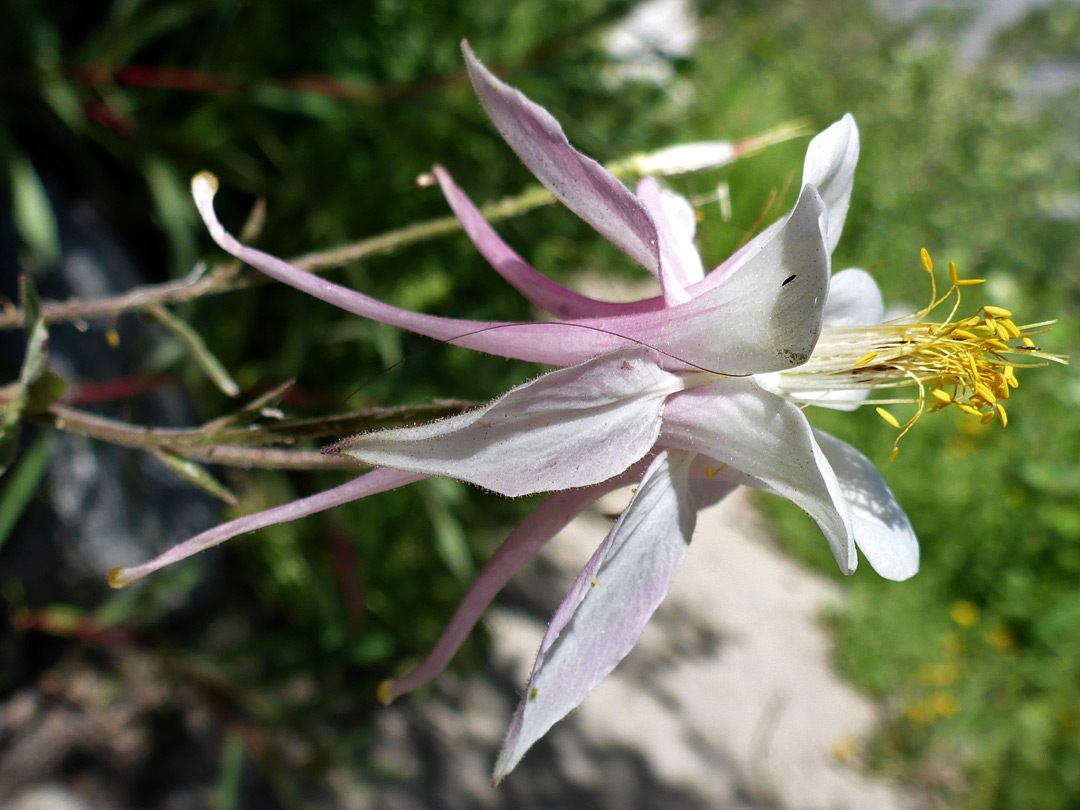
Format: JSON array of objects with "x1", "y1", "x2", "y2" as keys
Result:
[
  {"x1": 773, "y1": 250, "x2": 1064, "y2": 459},
  {"x1": 876, "y1": 407, "x2": 901, "y2": 428}
]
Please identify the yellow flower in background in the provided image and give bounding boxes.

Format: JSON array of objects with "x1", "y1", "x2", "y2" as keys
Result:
[{"x1": 950, "y1": 600, "x2": 980, "y2": 627}]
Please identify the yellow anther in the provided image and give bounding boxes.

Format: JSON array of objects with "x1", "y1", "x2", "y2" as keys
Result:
[
  {"x1": 705, "y1": 466, "x2": 715, "y2": 479},
  {"x1": 889, "y1": 447, "x2": 899, "y2": 461},
  {"x1": 974, "y1": 382, "x2": 995, "y2": 404},
  {"x1": 920, "y1": 248, "x2": 933, "y2": 274},
  {"x1": 786, "y1": 248, "x2": 1064, "y2": 459},
  {"x1": 876, "y1": 407, "x2": 901, "y2": 428},
  {"x1": 954, "y1": 277, "x2": 986, "y2": 286},
  {"x1": 591, "y1": 577, "x2": 598, "y2": 588}
]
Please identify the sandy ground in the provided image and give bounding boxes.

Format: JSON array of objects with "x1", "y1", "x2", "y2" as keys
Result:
[{"x1": 362, "y1": 489, "x2": 922, "y2": 810}]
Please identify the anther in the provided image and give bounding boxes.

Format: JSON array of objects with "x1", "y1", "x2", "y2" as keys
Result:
[{"x1": 876, "y1": 407, "x2": 901, "y2": 429}]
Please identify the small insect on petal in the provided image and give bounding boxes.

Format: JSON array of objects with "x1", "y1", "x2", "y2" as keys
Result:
[{"x1": 782, "y1": 274, "x2": 797, "y2": 287}]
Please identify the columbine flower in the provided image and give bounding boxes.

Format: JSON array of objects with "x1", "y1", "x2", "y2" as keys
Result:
[{"x1": 111, "y1": 41, "x2": 1058, "y2": 781}]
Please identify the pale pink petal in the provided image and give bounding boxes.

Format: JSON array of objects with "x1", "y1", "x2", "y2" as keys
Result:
[
  {"x1": 657, "y1": 186, "x2": 705, "y2": 284},
  {"x1": 636, "y1": 177, "x2": 692, "y2": 305},
  {"x1": 379, "y1": 458, "x2": 653, "y2": 704},
  {"x1": 760, "y1": 267, "x2": 884, "y2": 411},
  {"x1": 433, "y1": 166, "x2": 653, "y2": 318},
  {"x1": 192, "y1": 172, "x2": 647, "y2": 367},
  {"x1": 108, "y1": 467, "x2": 426, "y2": 587},
  {"x1": 195, "y1": 174, "x2": 828, "y2": 374},
  {"x1": 462, "y1": 41, "x2": 662, "y2": 276},
  {"x1": 578, "y1": 183, "x2": 830, "y2": 375},
  {"x1": 802, "y1": 114, "x2": 859, "y2": 254},
  {"x1": 814, "y1": 430, "x2": 919, "y2": 581},
  {"x1": 337, "y1": 349, "x2": 682, "y2": 497},
  {"x1": 660, "y1": 381, "x2": 857, "y2": 573},
  {"x1": 493, "y1": 450, "x2": 697, "y2": 781}
]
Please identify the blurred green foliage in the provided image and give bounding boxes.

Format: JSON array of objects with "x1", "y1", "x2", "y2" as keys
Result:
[{"x1": 1, "y1": 0, "x2": 1078, "y2": 807}]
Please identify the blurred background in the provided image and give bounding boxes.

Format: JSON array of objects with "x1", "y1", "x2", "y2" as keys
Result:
[{"x1": 0, "y1": 0, "x2": 1078, "y2": 808}]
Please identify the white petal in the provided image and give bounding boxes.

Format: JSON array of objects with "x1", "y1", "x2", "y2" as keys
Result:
[
  {"x1": 463, "y1": 42, "x2": 662, "y2": 276},
  {"x1": 493, "y1": 450, "x2": 696, "y2": 780},
  {"x1": 814, "y1": 430, "x2": 919, "y2": 581},
  {"x1": 803, "y1": 114, "x2": 859, "y2": 254},
  {"x1": 338, "y1": 349, "x2": 682, "y2": 497},
  {"x1": 636, "y1": 177, "x2": 691, "y2": 304},
  {"x1": 658, "y1": 188, "x2": 705, "y2": 283},
  {"x1": 582, "y1": 183, "x2": 830, "y2": 375},
  {"x1": 823, "y1": 267, "x2": 884, "y2": 327},
  {"x1": 660, "y1": 382, "x2": 857, "y2": 573}
]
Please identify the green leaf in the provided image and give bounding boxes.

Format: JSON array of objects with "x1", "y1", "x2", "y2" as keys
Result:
[
  {"x1": 199, "y1": 379, "x2": 295, "y2": 435},
  {"x1": 150, "y1": 448, "x2": 238, "y2": 506},
  {"x1": 146, "y1": 304, "x2": 240, "y2": 397},
  {"x1": 9, "y1": 153, "x2": 60, "y2": 270},
  {"x1": 18, "y1": 275, "x2": 49, "y2": 388},
  {"x1": 0, "y1": 431, "x2": 55, "y2": 552}
]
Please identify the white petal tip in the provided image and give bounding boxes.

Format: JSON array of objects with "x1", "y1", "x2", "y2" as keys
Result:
[{"x1": 191, "y1": 171, "x2": 219, "y2": 203}]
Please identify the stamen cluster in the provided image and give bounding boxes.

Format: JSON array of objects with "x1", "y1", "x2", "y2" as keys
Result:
[{"x1": 781, "y1": 249, "x2": 1064, "y2": 459}]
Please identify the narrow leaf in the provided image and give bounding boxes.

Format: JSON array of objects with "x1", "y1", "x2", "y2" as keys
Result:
[
  {"x1": 146, "y1": 304, "x2": 240, "y2": 397},
  {"x1": 200, "y1": 379, "x2": 295, "y2": 435},
  {"x1": 0, "y1": 432, "x2": 55, "y2": 551},
  {"x1": 150, "y1": 448, "x2": 239, "y2": 506},
  {"x1": 9, "y1": 153, "x2": 61, "y2": 269}
]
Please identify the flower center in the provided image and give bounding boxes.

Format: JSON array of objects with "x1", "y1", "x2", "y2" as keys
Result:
[{"x1": 777, "y1": 249, "x2": 1065, "y2": 459}]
